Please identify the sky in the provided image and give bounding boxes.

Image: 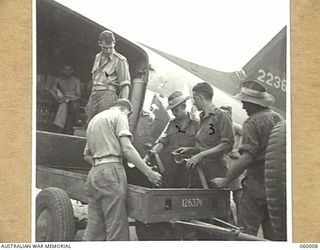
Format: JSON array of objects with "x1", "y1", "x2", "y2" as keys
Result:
[{"x1": 56, "y1": 0, "x2": 289, "y2": 72}]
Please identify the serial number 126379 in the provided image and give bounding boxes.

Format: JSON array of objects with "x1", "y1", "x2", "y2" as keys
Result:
[{"x1": 181, "y1": 198, "x2": 203, "y2": 208}]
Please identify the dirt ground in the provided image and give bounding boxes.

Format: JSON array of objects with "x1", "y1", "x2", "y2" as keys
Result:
[{"x1": 74, "y1": 226, "x2": 138, "y2": 241}]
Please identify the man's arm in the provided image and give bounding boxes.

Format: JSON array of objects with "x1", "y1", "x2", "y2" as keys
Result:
[
  {"x1": 186, "y1": 111, "x2": 234, "y2": 169},
  {"x1": 119, "y1": 85, "x2": 130, "y2": 99},
  {"x1": 120, "y1": 136, "x2": 162, "y2": 186},
  {"x1": 210, "y1": 151, "x2": 252, "y2": 187},
  {"x1": 50, "y1": 79, "x2": 62, "y2": 100},
  {"x1": 144, "y1": 142, "x2": 164, "y2": 163},
  {"x1": 117, "y1": 58, "x2": 131, "y2": 99},
  {"x1": 175, "y1": 146, "x2": 199, "y2": 155},
  {"x1": 200, "y1": 142, "x2": 232, "y2": 158},
  {"x1": 83, "y1": 143, "x2": 94, "y2": 165},
  {"x1": 144, "y1": 121, "x2": 172, "y2": 162},
  {"x1": 186, "y1": 142, "x2": 232, "y2": 169},
  {"x1": 84, "y1": 155, "x2": 94, "y2": 165}
]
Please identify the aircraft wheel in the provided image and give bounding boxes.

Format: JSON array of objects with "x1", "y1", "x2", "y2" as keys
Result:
[
  {"x1": 36, "y1": 187, "x2": 75, "y2": 241},
  {"x1": 265, "y1": 121, "x2": 286, "y2": 241}
]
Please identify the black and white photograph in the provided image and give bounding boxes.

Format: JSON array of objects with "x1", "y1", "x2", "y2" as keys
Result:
[{"x1": 34, "y1": 0, "x2": 289, "y2": 245}]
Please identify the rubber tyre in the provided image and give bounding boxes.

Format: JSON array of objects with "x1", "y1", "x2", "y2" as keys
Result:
[
  {"x1": 265, "y1": 121, "x2": 286, "y2": 241},
  {"x1": 36, "y1": 187, "x2": 75, "y2": 242}
]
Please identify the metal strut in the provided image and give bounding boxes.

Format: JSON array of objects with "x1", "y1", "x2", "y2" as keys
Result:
[{"x1": 170, "y1": 219, "x2": 267, "y2": 241}]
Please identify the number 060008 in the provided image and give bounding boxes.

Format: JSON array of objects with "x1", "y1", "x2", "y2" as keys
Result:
[{"x1": 181, "y1": 198, "x2": 203, "y2": 208}]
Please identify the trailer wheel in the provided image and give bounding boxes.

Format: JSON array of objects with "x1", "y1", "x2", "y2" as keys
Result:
[
  {"x1": 36, "y1": 187, "x2": 75, "y2": 241},
  {"x1": 265, "y1": 121, "x2": 286, "y2": 241}
]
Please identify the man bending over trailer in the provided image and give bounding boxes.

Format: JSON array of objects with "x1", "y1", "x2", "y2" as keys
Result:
[{"x1": 83, "y1": 99, "x2": 162, "y2": 241}]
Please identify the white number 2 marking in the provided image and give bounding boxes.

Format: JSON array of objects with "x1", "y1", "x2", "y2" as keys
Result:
[{"x1": 257, "y1": 69, "x2": 266, "y2": 82}]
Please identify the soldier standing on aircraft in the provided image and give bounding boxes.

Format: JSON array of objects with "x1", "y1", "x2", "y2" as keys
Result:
[
  {"x1": 85, "y1": 30, "x2": 131, "y2": 122},
  {"x1": 211, "y1": 80, "x2": 282, "y2": 240}
]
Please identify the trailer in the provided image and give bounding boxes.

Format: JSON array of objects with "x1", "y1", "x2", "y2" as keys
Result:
[{"x1": 35, "y1": 131, "x2": 265, "y2": 241}]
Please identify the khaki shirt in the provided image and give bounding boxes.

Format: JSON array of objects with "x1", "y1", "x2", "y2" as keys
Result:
[
  {"x1": 54, "y1": 76, "x2": 81, "y2": 100},
  {"x1": 195, "y1": 104, "x2": 235, "y2": 160},
  {"x1": 194, "y1": 104, "x2": 235, "y2": 180},
  {"x1": 91, "y1": 51, "x2": 131, "y2": 89},
  {"x1": 239, "y1": 109, "x2": 282, "y2": 192},
  {"x1": 84, "y1": 107, "x2": 132, "y2": 164},
  {"x1": 158, "y1": 113, "x2": 199, "y2": 151}
]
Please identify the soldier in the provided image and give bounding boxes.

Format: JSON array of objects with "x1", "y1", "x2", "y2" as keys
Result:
[
  {"x1": 211, "y1": 80, "x2": 282, "y2": 240},
  {"x1": 175, "y1": 82, "x2": 235, "y2": 186},
  {"x1": 52, "y1": 64, "x2": 81, "y2": 134},
  {"x1": 86, "y1": 30, "x2": 131, "y2": 122},
  {"x1": 83, "y1": 99, "x2": 162, "y2": 241},
  {"x1": 173, "y1": 82, "x2": 235, "y2": 239},
  {"x1": 136, "y1": 91, "x2": 199, "y2": 240},
  {"x1": 145, "y1": 91, "x2": 199, "y2": 188}
]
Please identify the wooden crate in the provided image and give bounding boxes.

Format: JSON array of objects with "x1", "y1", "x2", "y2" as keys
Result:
[{"x1": 127, "y1": 185, "x2": 230, "y2": 223}]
